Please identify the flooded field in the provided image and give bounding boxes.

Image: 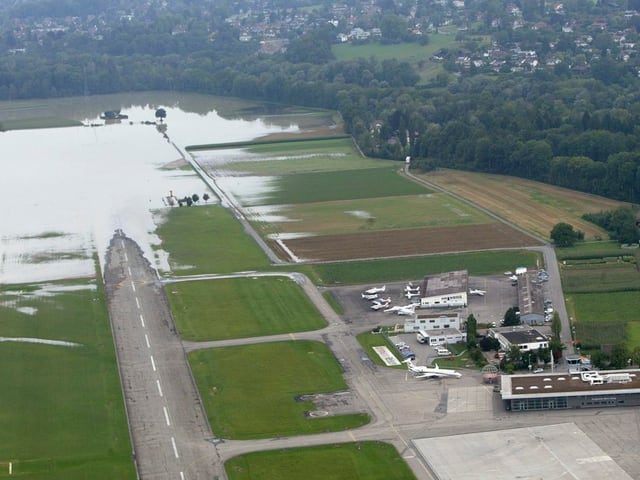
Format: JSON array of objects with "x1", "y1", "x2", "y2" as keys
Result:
[{"x1": 0, "y1": 93, "x2": 307, "y2": 284}]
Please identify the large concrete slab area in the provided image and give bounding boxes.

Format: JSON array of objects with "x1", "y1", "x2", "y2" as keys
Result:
[{"x1": 414, "y1": 423, "x2": 633, "y2": 480}]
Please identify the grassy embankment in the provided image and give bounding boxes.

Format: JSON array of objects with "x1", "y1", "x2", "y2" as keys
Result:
[
  {"x1": 188, "y1": 341, "x2": 369, "y2": 439},
  {"x1": 0, "y1": 280, "x2": 134, "y2": 479},
  {"x1": 0, "y1": 117, "x2": 83, "y2": 131},
  {"x1": 225, "y1": 442, "x2": 416, "y2": 480},
  {"x1": 167, "y1": 276, "x2": 326, "y2": 341}
]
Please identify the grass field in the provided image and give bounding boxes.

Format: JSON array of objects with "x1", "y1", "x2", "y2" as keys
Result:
[
  {"x1": 225, "y1": 441, "x2": 416, "y2": 480},
  {"x1": 260, "y1": 167, "x2": 428, "y2": 205},
  {"x1": 188, "y1": 341, "x2": 369, "y2": 439},
  {"x1": 356, "y1": 332, "x2": 406, "y2": 368},
  {"x1": 420, "y1": 169, "x2": 626, "y2": 240},
  {"x1": 250, "y1": 193, "x2": 494, "y2": 237},
  {"x1": 561, "y1": 263, "x2": 640, "y2": 293},
  {"x1": 331, "y1": 35, "x2": 458, "y2": 82},
  {"x1": 309, "y1": 250, "x2": 539, "y2": 285},
  {"x1": 166, "y1": 277, "x2": 326, "y2": 341},
  {"x1": 154, "y1": 204, "x2": 271, "y2": 274},
  {"x1": 0, "y1": 280, "x2": 134, "y2": 479},
  {"x1": 556, "y1": 241, "x2": 635, "y2": 260}
]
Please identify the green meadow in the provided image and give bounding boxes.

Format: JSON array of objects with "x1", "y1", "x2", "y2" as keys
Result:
[
  {"x1": 256, "y1": 193, "x2": 494, "y2": 236},
  {"x1": 154, "y1": 204, "x2": 271, "y2": 274},
  {"x1": 260, "y1": 167, "x2": 428, "y2": 205},
  {"x1": 189, "y1": 341, "x2": 369, "y2": 439},
  {"x1": 225, "y1": 442, "x2": 416, "y2": 480},
  {"x1": 0, "y1": 281, "x2": 134, "y2": 479},
  {"x1": 309, "y1": 250, "x2": 539, "y2": 285},
  {"x1": 166, "y1": 276, "x2": 326, "y2": 341}
]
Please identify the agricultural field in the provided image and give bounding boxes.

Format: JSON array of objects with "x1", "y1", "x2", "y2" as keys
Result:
[
  {"x1": 0, "y1": 281, "x2": 134, "y2": 479},
  {"x1": 225, "y1": 442, "x2": 416, "y2": 480},
  {"x1": 331, "y1": 35, "x2": 460, "y2": 82},
  {"x1": 166, "y1": 276, "x2": 326, "y2": 341},
  {"x1": 282, "y1": 223, "x2": 541, "y2": 263},
  {"x1": 193, "y1": 138, "x2": 542, "y2": 262},
  {"x1": 188, "y1": 341, "x2": 369, "y2": 439},
  {"x1": 418, "y1": 169, "x2": 627, "y2": 240},
  {"x1": 559, "y1": 242, "x2": 640, "y2": 349},
  {"x1": 250, "y1": 193, "x2": 494, "y2": 237},
  {"x1": 154, "y1": 204, "x2": 271, "y2": 275}
]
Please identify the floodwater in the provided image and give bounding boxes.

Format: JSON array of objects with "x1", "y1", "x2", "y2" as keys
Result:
[{"x1": 0, "y1": 93, "x2": 302, "y2": 284}]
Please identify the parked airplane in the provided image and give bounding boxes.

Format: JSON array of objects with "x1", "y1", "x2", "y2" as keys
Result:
[
  {"x1": 371, "y1": 301, "x2": 391, "y2": 310},
  {"x1": 469, "y1": 289, "x2": 486, "y2": 296},
  {"x1": 396, "y1": 303, "x2": 420, "y2": 315},
  {"x1": 404, "y1": 285, "x2": 420, "y2": 292},
  {"x1": 405, "y1": 291, "x2": 420, "y2": 299},
  {"x1": 364, "y1": 285, "x2": 386, "y2": 294},
  {"x1": 362, "y1": 293, "x2": 378, "y2": 300},
  {"x1": 372, "y1": 297, "x2": 391, "y2": 305},
  {"x1": 404, "y1": 359, "x2": 462, "y2": 379}
]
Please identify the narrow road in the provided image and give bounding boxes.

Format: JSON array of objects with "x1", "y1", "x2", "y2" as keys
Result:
[{"x1": 104, "y1": 231, "x2": 223, "y2": 479}]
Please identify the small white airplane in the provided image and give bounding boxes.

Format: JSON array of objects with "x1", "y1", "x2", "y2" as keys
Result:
[
  {"x1": 372, "y1": 297, "x2": 391, "y2": 304},
  {"x1": 371, "y1": 302, "x2": 391, "y2": 310},
  {"x1": 395, "y1": 303, "x2": 420, "y2": 315},
  {"x1": 404, "y1": 359, "x2": 462, "y2": 379},
  {"x1": 362, "y1": 293, "x2": 378, "y2": 300},
  {"x1": 364, "y1": 285, "x2": 386, "y2": 295},
  {"x1": 469, "y1": 289, "x2": 486, "y2": 296},
  {"x1": 404, "y1": 285, "x2": 420, "y2": 292},
  {"x1": 405, "y1": 291, "x2": 420, "y2": 299}
]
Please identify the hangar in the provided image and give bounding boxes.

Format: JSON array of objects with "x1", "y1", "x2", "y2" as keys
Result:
[
  {"x1": 500, "y1": 368, "x2": 640, "y2": 411},
  {"x1": 419, "y1": 270, "x2": 468, "y2": 309}
]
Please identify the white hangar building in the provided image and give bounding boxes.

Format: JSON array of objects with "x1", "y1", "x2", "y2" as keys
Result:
[{"x1": 419, "y1": 270, "x2": 468, "y2": 309}]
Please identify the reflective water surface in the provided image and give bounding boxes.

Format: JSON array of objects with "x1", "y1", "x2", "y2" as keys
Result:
[{"x1": 0, "y1": 93, "x2": 300, "y2": 284}]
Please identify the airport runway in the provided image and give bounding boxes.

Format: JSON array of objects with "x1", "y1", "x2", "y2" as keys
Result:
[{"x1": 104, "y1": 231, "x2": 222, "y2": 480}]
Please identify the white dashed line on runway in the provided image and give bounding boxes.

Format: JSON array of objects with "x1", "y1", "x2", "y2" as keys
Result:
[
  {"x1": 135, "y1": 297, "x2": 140, "y2": 309},
  {"x1": 180, "y1": 472, "x2": 185, "y2": 480},
  {"x1": 131, "y1": 281, "x2": 136, "y2": 292},
  {"x1": 150, "y1": 355, "x2": 156, "y2": 372},
  {"x1": 163, "y1": 406, "x2": 171, "y2": 426},
  {"x1": 144, "y1": 334, "x2": 150, "y2": 349},
  {"x1": 157, "y1": 379, "x2": 164, "y2": 397},
  {"x1": 170, "y1": 436, "x2": 179, "y2": 459},
  {"x1": 127, "y1": 266, "x2": 132, "y2": 276},
  {"x1": 140, "y1": 314, "x2": 145, "y2": 328},
  {"x1": 124, "y1": 252, "x2": 128, "y2": 262}
]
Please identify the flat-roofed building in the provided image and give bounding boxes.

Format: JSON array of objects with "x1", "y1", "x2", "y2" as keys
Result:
[
  {"x1": 420, "y1": 270, "x2": 468, "y2": 309},
  {"x1": 517, "y1": 270, "x2": 545, "y2": 325},
  {"x1": 489, "y1": 325, "x2": 548, "y2": 352},
  {"x1": 501, "y1": 369, "x2": 640, "y2": 411},
  {"x1": 404, "y1": 312, "x2": 461, "y2": 332}
]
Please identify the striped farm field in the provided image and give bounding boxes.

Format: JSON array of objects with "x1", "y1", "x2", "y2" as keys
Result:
[
  {"x1": 418, "y1": 169, "x2": 627, "y2": 240},
  {"x1": 279, "y1": 223, "x2": 542, "y2": 262},
  {"x1": 249, "y1": 193, "x2": 494, "y2": 237}
]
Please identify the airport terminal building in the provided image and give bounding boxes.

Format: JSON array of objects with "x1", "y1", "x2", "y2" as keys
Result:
[{"x1": 501, "y1": 369, "x2": 640, "y2": 411}]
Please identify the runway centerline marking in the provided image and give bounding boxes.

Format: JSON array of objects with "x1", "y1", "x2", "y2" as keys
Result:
[
  {"x1": 145, "y1": 334, "x2": 151, "y2": 349},
  {"x1": 156, "y1": 379, "x2": 164, "y2": 397},
  {"x1": 127, "y1": 266, "x2": 132, "y2": 276},
  {"x1": 140, "y1": 314, "x2": 145, "y2": 328},
  {"x1": 180, "y1": 472, "x2": 185, "y2": 480},
  {"x1": 131, "y1": 281, "x2": 136, "y2": 292},
  {"x1": 124, "y1": 252, "x2": 128, "y2": 262},
  {"x1": 163, "y1": 406, "x2": 171, "y2": 426},
  {"x1": 135, "y1": 297, "x2": 140, "y2": 309},
  {"x1": 150, "y1": 355, "x2": 156, "y2": 372},
  {"x1": 170, "y1": 436, "x2": 179, "y2": 459}
]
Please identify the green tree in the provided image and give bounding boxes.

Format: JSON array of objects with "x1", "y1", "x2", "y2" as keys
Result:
[
  {"x1": 503, "y1": 307, "x2": 520, "y2": 326},
  {"x1": 466, "y1": 314, "x2": 477, "y2": 349},
  {"x1": 550, "y1": 222, "x2": 584, "y2": 247},
  {"x1": 551, "y1": 312, "x2": 562, "y2": 341},
  {"x1": 610, "y1": 344, "x2": 630, "y2": 369}
]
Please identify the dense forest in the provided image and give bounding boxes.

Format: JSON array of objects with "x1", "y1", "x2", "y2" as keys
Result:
[{"x1": 1, "y1": 0, "x2": 640, "y2": 204}]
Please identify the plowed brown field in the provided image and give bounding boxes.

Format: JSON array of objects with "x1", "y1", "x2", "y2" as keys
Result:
[
  {"x1": 418, "y1": 170, "x2": 626, "y2": 240},
  {"x1": 279, "y1": 223, "x2": 542, "y2": 262}
]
